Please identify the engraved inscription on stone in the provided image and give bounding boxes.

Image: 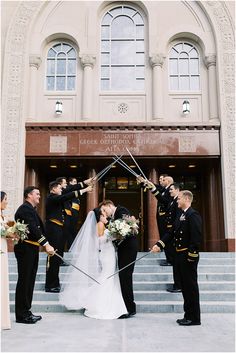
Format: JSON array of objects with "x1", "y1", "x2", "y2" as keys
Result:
[
  {"x1": 50, "y1": 136, "x2": 67, "y2": 153},
  {"x1": 179, "y1": 136, "x2": 196, "y2": 153}
]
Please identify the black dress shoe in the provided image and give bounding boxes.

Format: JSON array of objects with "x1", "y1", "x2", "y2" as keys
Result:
[
  {"x1": 45, "y1": 287, "x2": 60, "y2": 293},
  {"x1": 166, "y1": 287, "x2": 182, "y2": 293},
  {"x1": 176, "y1": 318, "x2": 186, "y2": 324},
  {"x1": 31, "y1": 314, "x2": 42, "y2": 321},
  {"x1": 129, "y1": 311, "x2": 136, "y2": 316},
  {"x1": 159, "y1": 260, "x2": 172, "y2": 266},
  {"x1": 178, "y1": 319, "x2": 201, "y2": 326},
  {"x1": 16, "y1": 316, "x2": 38, "y2": 324},
  {"x1": 118, "y1": 313, "x2": 130, "y2": 319}
]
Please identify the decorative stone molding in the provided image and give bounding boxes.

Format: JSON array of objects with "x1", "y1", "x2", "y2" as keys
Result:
[
  {"x1": 1, "y1": 1, "x2": 44, "y2": 216},
  {"x1": 80, "y1": 54, "x2": 96, "y2": 68},
  {"x1": 204, "y1": 54, "x2": 216, "y2": 68},
  {"x1": 149, "y1": 54, "x2": 165, "y2": 68},
  {"x1": 29, "y1": 54, "x2": 42, "y2": 69}
]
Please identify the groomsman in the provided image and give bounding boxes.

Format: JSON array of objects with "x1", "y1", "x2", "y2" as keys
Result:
[
  {"x1": 14, "y1": 186, "x2": 54, "y2": 324},
  {"x1": 152, "y1": 190, "x2": 202, "y2": 326},
  {"x1": 67, "y1": 177, "x2": 81, "y2": 249},
  {"x1": 152, "y1": 176, "x2": 174, "y2": 265},
  {"x1": 55, "y1": 176, "x2": 93, "y2": 251},
  {"x1": 165, "y1": 183, "x2": 182, "y2": 292},
  {"x1": 45, "y1": 181, "x2": 92, "y2": 292},
  {"x1": 137, "y1": 175, "x2": 173, "y2": 265}
]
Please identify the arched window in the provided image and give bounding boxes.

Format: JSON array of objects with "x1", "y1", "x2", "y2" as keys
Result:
[
  {"x1": 46, "y1": 43, "x2": 76, "y2": 91},
  {"x1": 169, "y1": 42, "x2": 200, "y2": 91},
  {"x1": 101, "y1": 5, "x2": 145, "y2": 91}
]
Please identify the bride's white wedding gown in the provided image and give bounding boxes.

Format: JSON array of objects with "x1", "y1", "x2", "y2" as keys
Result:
[
  {"x1": 59, "y1": 223, "x2": 127, "y2": 319},
  {"x1": 83, "y1": 230, "x2": 127, "y2": 319}
]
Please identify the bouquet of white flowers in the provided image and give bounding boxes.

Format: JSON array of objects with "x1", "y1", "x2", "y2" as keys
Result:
[
  {"x1": 107, "y1": 215, "x2": 139, "y2": 244},
  {"x1": 1, "y1": 220, "x2": 29, "y2": 244}
]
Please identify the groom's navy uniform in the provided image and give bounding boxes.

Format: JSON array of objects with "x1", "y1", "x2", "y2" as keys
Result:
[{"x1": 113, "y1": 205, "x2": 138, "y2": 315}]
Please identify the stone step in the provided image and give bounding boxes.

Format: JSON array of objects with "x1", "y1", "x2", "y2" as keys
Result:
[
  {"x1": 9, "y1": 301, "x2": 235, "y2": 313},
  {"x1": 8, "y1": 264, "x2": 236, "y2": 273},
  {"x1": 9, "y1": 281, "x2": 236, "y2": 291},
  {"x1": 7, "y1": 257, "x2": 236, "y2": 265},
  {"x1": 9, "y1": 290, "x2": 235, "y2": 302},
  {"x1": 136, "y1": 301, "x2": 235, "y2": 313},
  {"x1": 8, "y1": 251, "x2": 235, "y2": 314},
  {"x1": 8, "y1": 272, "x2": 236, "y2": 282},
  {"x1": 7, "y1": 251, "x2": 236, "y2": 259}
]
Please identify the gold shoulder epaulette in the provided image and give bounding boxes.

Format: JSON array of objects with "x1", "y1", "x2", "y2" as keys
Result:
[{"x1": 72, "y1": 203, "x2": 80, "y2": 211}]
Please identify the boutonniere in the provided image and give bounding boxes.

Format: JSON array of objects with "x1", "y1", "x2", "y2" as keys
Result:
[{"x1": 180, "y1": 214, "x2": 186, "y2": 221}]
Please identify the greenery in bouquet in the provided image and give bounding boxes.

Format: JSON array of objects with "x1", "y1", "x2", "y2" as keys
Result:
[
  {"x1": 1, "y1": 220, "x2": 29, "y2": 244},
  {"x1": 107, "y1": 215, "x2": 139, "y2": 242}
]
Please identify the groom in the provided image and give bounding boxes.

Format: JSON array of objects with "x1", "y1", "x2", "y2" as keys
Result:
[{"x1": 100, "y1": 200, "x2": 138, "y2": 318}]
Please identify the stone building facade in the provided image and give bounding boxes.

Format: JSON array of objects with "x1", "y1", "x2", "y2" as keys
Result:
[{"x1": 1, "y1": 1, "x2": 235, "y2": 251}]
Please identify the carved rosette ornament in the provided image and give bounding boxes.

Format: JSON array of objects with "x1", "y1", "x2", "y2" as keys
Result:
[{"x1": 118, "y1": 103, "x2": 128, "y2": 114}]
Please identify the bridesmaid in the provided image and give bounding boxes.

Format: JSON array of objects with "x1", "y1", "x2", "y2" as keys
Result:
[{"x1": 1, "y1": 191, "x2": 17, "y2": 330}]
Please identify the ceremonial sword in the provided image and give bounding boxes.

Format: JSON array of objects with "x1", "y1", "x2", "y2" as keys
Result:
[
  {"x1": 53, "y1": 251, "x2": 101, "y2": 285},
  {"x1": 106, "y1": 251, "x2": 153, "y2": 280}
]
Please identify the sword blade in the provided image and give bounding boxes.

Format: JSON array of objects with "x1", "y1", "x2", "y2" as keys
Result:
[
  {"x1": 126, "y1": 147, "x2": 148, "y2": 180},
  {"x1": 113, "y1": 156, "x2": 139, "y2": 177},
  {"x1": 106, "y1": 251, "x2": 152, "y2": 280},
  {"x1": 54, "y1": 252, "x2": 101, "y2": 285},
  {"x1": 94, "y1": 155, "x2": 124, "y2": 182}
]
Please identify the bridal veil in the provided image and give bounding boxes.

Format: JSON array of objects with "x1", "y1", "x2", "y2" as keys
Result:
[{"x1": 59, "y1": 210, "x2": 101, "y2": 310}]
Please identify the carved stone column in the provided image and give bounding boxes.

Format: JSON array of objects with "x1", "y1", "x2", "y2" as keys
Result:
[
  {"x1": 86, "y1": 168, "x2": 98, "y2": 213},
  {"x1": 205, "y1": 54, "x2": 218, "y2": 120},
  {"x1": 147, "y1": 168, "x2": 159, "y2": 249},
  {"x1": 149, "y1": 54, "x2": 165, "y2": 120},
  {"x1": 80, "y1": 54, "x2": 96, "y2": 120},
  {"x1": 28, "y1": 55, "x2": 41, "y2": 120}
]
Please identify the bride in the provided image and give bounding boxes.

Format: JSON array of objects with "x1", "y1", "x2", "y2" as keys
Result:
[{"x1": 59, "y1": 208, "x2": 128, "y2": 319}]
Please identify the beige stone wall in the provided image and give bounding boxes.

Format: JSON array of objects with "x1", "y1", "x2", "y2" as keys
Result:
[
  {"x1": 24, "y1": 0, "x2": 217, "y2": 124},
  {"x1": 1, "y1": 1, "x2": 19, "y2": 80},
  {"x1": 1, "y1": 1, "x2": 235, "y2": 241}
]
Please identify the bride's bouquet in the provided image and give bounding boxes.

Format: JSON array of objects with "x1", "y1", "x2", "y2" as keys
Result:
[
  {"x1": 1, "y1": 220, "x2": 29, "y2": 244},
  {"x1": 107, "y1": 215, "x2": 139, "y2": 244}
]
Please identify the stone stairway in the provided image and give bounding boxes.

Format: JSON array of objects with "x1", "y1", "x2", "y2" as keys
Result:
[{"x1": 8, "y1": 252, "x2": 235, "y2": 313}]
